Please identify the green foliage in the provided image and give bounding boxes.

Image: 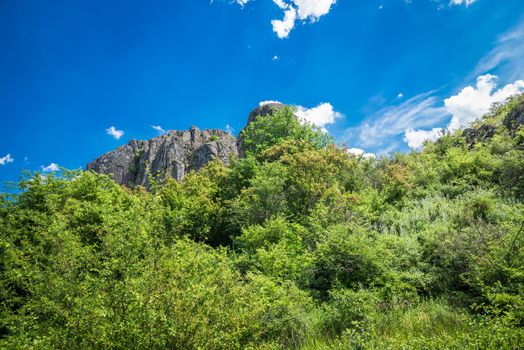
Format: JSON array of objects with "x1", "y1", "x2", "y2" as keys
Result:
[
  {"x1": 240, "y1": 106, "x2": 333, "y2": 158},
  {"x1": 2, "y1": 95, "x2": 524, "y2": 348}
]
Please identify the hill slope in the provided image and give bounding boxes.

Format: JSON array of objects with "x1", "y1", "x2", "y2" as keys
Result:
[{"x1": 1, "y1": 95, "x2": 524, "y2": 349}]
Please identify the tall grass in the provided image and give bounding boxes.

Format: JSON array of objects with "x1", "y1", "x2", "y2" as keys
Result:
[{"x1": 300, "y1": 300, "x2": 523, "y2": 350}]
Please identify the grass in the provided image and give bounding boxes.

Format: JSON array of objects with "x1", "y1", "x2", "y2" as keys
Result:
[{"x1": 299, "y1": 300, "x2": 522, "y2": 350}]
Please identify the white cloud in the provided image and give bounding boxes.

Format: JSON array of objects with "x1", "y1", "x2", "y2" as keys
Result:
[
  {"x1": 449, "y1": 0, "x2": 477, "y2": 6},
  {"x1": 403, "y1": 74, "x2": 524, "y2": 149},
  {"x1": 346, "y1": 92, "x2": 449, "y2": 152},
  {"x1": 295, "y1": 102, "x2": 342, "y2": 131},
  {"x1": 473, "y1": 19, "x2": 524, "y2": 82},
  {"x1": 41, "y1": 163, "x2": 60, "y2": 172},
  {"x1": 348, "y1": 75, "x2": 524, "y2": 152},
  {"x1": 293, "y1": 0, "x2": 337, "y2": 20},
  {"x1": 347, "y1": 148, "x2": 376, "y2": 159},
  {"x1": 259, "y1": 100, "x2": 282, "y2": 106},
  {"x1": 152, "y1": 125, "x2": 167, "y2": 135},
  {"x1": 445, "y1": 74, "x2": 524, "y2": 131},
  {"x1": 257, "y1": 100, "x2": 341, "y2": 131},
  {"x1": 106, "y1": 126, "x2": 124, "y2": 140},
  {"x1": 0, "y1": 154, "x2": 14, "y2": 166},
  {"x1": 271, "y1": 6, "x2": 297, "y2": 39},
  {"x1": 228, "y1": 0, "x2": 337, "y2": 38},
  {"x1": 404, "y1": 128, "x2": 443, "y2": 149},
  {"x1": 271, "y1": 0, "x2": 337, "y2": 38}
]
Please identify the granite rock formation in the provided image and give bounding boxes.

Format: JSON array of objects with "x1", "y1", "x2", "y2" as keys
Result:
[{"x1": 87, "y1": 127, "x2": 237, "y2": 188}]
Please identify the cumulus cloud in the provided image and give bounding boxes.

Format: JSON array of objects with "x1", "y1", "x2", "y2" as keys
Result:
[
  {"x1": 272, "y1": 5, "x2": 297, "y2": 39},
  {"x1": 295, "y1": 102, "x2": 342, "y2": 131},
  {"x1": 274, "y1": 0, "x2": 337, "y2": 38},
  {"x1": 0, "y1": 154, "x2": 14, "y2": 166},
  {"x1": 152, "y1": 125, "x2": 167, "y2": 135},
  {"x1": 404, "y1": 128, "x2": 443, "y2": 149},
  {"x1": 445, "y1": 74, "x2": 524, "y2": 131},
  {"x1": 403, "y1": 74, "x2": 524, "y2": 149},
  {"x1": 227, "y1": 0, "x2": 337, "y2": 38},
  {"x1": 449, "y1": 0, "x2": 477, "y2": 6},
  {"x1": 347, "y1": 148, "x2": 376, "y2": 159},
  {"x1": 106, "y1": 126, "x2": 124, "y2": 140},
  {"x1": 257, "y1": 100, "x2": 342, "y2": 131},
  {"x1": 271, "y1": 0, "x2": 337, "y2": 38},
  {"x1": 41, "y1": 163, "x2": 60, "y2": 172},
  {"x1": 293, "y1": 0, "x2": 337, "y2": 20}
]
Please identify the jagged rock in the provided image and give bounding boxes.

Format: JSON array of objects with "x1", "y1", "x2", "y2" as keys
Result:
[
  {"x1": 87, "y1": 104, "x2": 290, "y2": 187},
  {"x1": 463, "y1": 124, "x2": 497, "y2": 147},
  {"x1": 237, "y1": 103, "x2": 286, "y2": 157},
  {"x1": 87, "y1": 127, "x2": 237, "y2": 188},
  {"x1": 462, "y1": 98, "x2": 524, "y2": 147}
]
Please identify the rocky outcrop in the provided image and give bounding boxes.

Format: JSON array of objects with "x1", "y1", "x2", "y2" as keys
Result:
[
  {"x1": 236, "y1": 103, "x2": 286, "y2": 157},
  {"x1": 463, "y1": 124, "x2": 497, "y2": 148},
  {"x1": 503, "y1": 98, "x2": 524, "y2": 133},
  {"x1": 462, "y1": 97, "x2": 524, "y2": 147},
  {"x1": 87, "y1": 127, "x2": 237, "y2": 188},
  {"x1": 87, "y1": 103, "x2": 291, "y2": 187}
]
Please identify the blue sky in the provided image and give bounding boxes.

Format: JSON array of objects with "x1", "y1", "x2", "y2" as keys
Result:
[{"x1": 1, "y1": 0, "x2": 524, "y2": 185}]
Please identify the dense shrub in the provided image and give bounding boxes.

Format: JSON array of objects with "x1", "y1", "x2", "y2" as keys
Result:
[{"x1": 2, "y1": 94, "x2": 524, "y2": 348}]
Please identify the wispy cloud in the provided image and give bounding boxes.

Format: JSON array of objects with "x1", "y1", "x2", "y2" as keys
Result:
[
  {"x1": 346, "y1": 70, "x2": 524, "y2": 153},
  {"x1": 41, "y1": 163, "x2": 60, "y2": 172},
  {"x1": 225, "y1": 124, "x2": 235, "y2": 134},
  {"x1": 152, "y1": 125, "x2": 167, "y2": 135},
  {"x1": 449, "y1": 0, "x2": 478, "y2": 7},
  {"x1": 106, "y1": 126, "x2": 124, "y2": 140},
  {"x1": 259, "y1": 100, "x2": 282, "y2": 106},
  {"x1": 403, "y1": 74, "x2": 524, "y2": 149},
  {"x1": 473, "y1": 19, "x2": 524, "y2": 81},
  {"x1": 0, "y1": 154, "x2": 14, "y2": 166},
  {"x1": 344, "y1": 92, "x2": 449, "y2": 153}
]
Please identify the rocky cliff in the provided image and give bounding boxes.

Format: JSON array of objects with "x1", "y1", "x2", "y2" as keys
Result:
[
  {"x1": 87, "y1": 104, "x2": 287, "y2": 188},
  {"x1": 87, "y1": 127, "x2": 237, "y2": 188}
]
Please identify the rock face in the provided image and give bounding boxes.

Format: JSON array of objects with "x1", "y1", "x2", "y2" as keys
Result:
[
  {"x1": 87, "y1": 127, "x2": 237, "y2": 188},
  {"x1": 87, "y1": 104, "x2": 290, "y2": 188},
  {"x1": 236, "y1": 103, "x2": 286, "y2": 157},
  {"x1": 463, "y1": 124, "x2": 497, "y2": 148},
  {"x1": 462, "y1": 97, "x2": 524, "y2": 147}
]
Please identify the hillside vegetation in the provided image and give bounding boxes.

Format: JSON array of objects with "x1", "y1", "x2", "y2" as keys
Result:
[{"x1": 1, "y1": 95, "x2": 524, "y2": 349}]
